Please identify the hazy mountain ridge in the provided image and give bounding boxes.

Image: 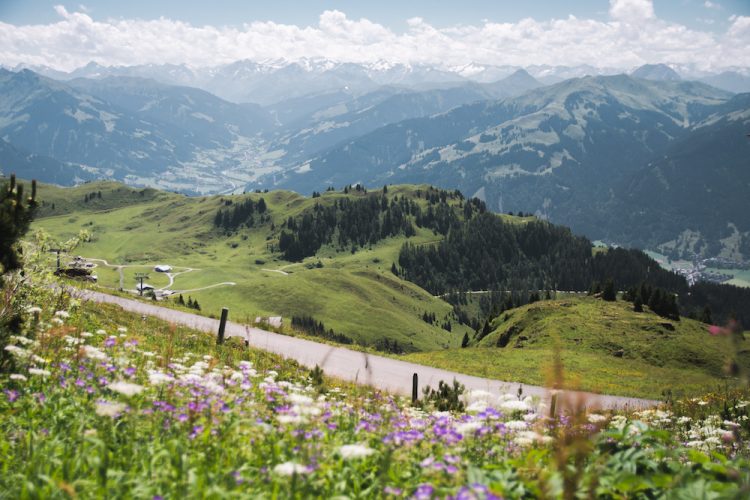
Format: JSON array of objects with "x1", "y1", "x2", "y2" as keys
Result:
[
  {"x1": 67, "y1": 76, "x2": 272, "y2": 147},
  {"x1": 266, "y1": 70, "x2": 543, "y2": 167},
  {"x1": 271, "y1": 75, "x2": 744, "y2": 260},
  {"x1": 601, "y1": 93, "x2": 750, "y2": 260},
  {"x1": 0, "y1": 138, "x2": 93, "y2": 186},
  {"x1": 0, "y1": 69, "x2": 191, "y2": 178},
  {"x1": 17, "y1": 59, "x2": 749, "y2": 104}
]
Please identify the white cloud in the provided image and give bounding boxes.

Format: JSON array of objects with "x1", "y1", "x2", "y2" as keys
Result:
[
  {"x1": 0, "y1": 5, "x2": 746, "y2": 73},
  {"x1": 703, "y1": 1, "x2": 722, "y2": 10},
  {"x1": 609, "y1": 0, "x2": 655, "y2": 23}
]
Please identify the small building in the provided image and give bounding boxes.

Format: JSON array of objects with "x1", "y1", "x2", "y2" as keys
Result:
[
  {"x1": 255, "y1": 316, "x2": 283, "y2": 328},
  {"x1": 154, "y1": 264, "x2": 172, "y2": 273},
  {"x1": 136, "y1": 283, "x2": 154, "y2": 291}
]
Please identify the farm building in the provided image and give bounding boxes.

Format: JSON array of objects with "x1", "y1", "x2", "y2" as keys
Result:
[
  {"x1": 136, "y1": 283, "x2": 155, "y2": 291},
  {"x1": 154, "y1": 265, "x2": 172, "y2": 272}
]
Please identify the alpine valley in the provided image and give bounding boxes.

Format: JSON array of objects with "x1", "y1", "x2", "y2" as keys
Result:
[{"x1": 1, "y1": 59, "x2": 749, "y2": 263}]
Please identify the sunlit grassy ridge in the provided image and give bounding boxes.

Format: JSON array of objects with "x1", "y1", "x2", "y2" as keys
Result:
[
  {"x1": 405, "y1": 297, "x2": 744, "y2": 399},
  {"x1": 2, "y1": 291, "x2": 749, "y2": 498},
  {"x1": 32, "y1": 181, "x2": 472, "y2": 352},
  {"x1": 30, "y1": 181, "x2": 749, "y2": 399}
]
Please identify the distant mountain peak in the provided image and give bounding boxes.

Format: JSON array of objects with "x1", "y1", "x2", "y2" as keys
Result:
[{"x1": 631, "y1": 63, "x2": 682, "y2": 81}]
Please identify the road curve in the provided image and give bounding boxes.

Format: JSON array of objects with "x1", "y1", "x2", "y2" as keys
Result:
[{"x1": 76, "y1": 289, "x2": 658, "y2": 410}]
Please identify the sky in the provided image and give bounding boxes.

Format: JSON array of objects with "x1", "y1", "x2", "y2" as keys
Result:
[{"x1": 0, "y1": 0, "x2": 747, "y2": 72}]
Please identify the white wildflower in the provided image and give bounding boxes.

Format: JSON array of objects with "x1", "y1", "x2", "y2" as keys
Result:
[
  {"x1": 500, "y1": 399, "x2": 530, "y2": 413},
  {"x1": 338, "y1": 444, "x2": 376, "y2": 460},
  {"x1": 288, "y1": 393, "x2": 314, "y2": 405},
  {"x1": 277, "y1": 414, "x2": 307, "y2": 425},
  {"x1": 54, "y1": 310, "x2": 70, "y2": 318},
  {"x1": 273, "y1": 462, "x2": 309, "y2": 476},
  {"x1": 82, "y1": 345, "x2": 108, "y2": 361},
  {"x1": 31, "y1": 355, "x2": 47, "y2": 364},
  {"x1": 203, "y1": 380, "x2": 225, "y2": 395},
  {"x1": 117, "y1": 326, "x2": 127, "y2": 333},
  {"x1": 514, "y1": 437, "x2": 534, "y2": 447},
  {"x1": 108, "y1": 381, "x2": 145, "y2": 397},
  {"x1": 51, "y1": 318, "x2": 64, "y2": 326},
  {"x1": 26, "y1": 306, "x2": 42, "y2": 314},
  {"x1": 467, "y1": 389, "x2": 493, "y2": 403},
  {"x1": 147, "y1": 371, "x2": 174, "y2": 386},
  {"x1": 9, "y1": 335, "x2": 33, "y2": 345},
  {"x1": 95, "y1": 400, "x2": 127, "y2": 418},
  {"x1": 295, "y1": 405, "x2": 322, "y2": 416},
  {"x1": 455, "y1": 421, "x2": 482, "y2": 436},
  {"x1": 10, "y1": 374, "x2": 27, "y2": 381},
  {"x1": 4, "y1": 345, "x2": 28, "y2": 358},
  {"x1": 514, "y1": 430, "x2": 544, "y2": 446},
  {"x1": 81, "y1": 331, "x2": 93, "y2": 338},
  {"x1": 587, "y1": 414, "x2": 608, "y2": 424},
  {"x1": 28, "y1": 368, "x2": 51, "y2": 377},
  {"x1": 96, "y1": 329, "x2": 107, "y2": 335},
  {"x1": 466, "y1": 401, "x2": 489, "y2": 413},
  {"x1": 505, "y1": 420, "x2": 528, "y2": 430}
]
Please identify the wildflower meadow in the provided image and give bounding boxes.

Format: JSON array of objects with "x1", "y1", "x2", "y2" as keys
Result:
[{"x1": 1, "y1": 292, "x2": 749, "y2": 499}]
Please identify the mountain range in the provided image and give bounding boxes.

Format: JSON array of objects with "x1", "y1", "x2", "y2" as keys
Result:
[
  {"x1": 15, "y1": 59, "x2": 750, "y2": 104},
  {"x1": 0, "y1": 61, "x2": 748, "y2": 262}
]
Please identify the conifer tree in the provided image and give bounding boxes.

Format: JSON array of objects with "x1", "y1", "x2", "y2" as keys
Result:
[
  {"x1": 633, "y1": 296, "x2": 643, "y2": 312},
  {"x1": 1, "y1": 175, "x2": 37, "y2": 279},
  {"x1": 602, "y1": 279, "x2": 616, "y2": 301},
  {"x1": 461, "y1": 332, "x2": 469, "y2": 348}
]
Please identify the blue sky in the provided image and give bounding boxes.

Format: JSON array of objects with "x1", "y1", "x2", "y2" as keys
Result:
[
  {"x1": 0, "y1": 0, "x2": 747, "y2": 72},
  {"x1": 1, "y1": 0, "x2": 746, "y2": 31}
]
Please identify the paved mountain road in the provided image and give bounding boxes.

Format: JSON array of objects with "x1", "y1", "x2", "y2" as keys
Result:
[{"x1": 77, "y1": 289, "x2": 658, "y2": 410}]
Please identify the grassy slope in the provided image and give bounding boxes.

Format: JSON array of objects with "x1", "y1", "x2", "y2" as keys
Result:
[
  {"x1": 32, "y1": 182, "x2": 469, "y2": 352},
  {"x1": 404, "y1": 296, "x2": 744, "y2": 399},
  {"x1": 32, "y1": 181, "x2": 747, "y2": 399}
]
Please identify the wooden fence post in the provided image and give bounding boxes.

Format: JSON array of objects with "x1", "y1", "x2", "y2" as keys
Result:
[
  {"x1": 217, "y1": 307, "x2": 229, "y2": 345},
  {"x1": 412, "y1": 373, "x2": 418, "y2": 404}
]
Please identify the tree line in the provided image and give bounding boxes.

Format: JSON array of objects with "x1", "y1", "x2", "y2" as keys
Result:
[
  {"x1": 397, "y1": 212, "x2": 685, "y2": 296},
  {"x1": 277, "y1": 186, "x2": 469, "y2": 262},
  {"x1": 213, "y1": 197, "x2": 267, "y2": 231}
]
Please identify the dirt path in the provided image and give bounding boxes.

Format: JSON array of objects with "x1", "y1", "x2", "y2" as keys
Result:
[
  {"x1": 262, "y1": 269, "x2": 289, "y2": 276},
  {"x1": 75, "y1": 289, "x2": 658, "y2": 410}
]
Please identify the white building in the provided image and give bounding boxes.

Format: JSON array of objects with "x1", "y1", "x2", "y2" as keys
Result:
[{"x1": 154, "y1": 265, "x2": 172, "y2": 273}]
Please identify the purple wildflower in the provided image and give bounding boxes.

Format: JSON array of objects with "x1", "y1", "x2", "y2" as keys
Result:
[
  {"x1": 4, "y1": 389, "x2": 19, "y2": 403},
  {"x1": 384, "y1": 486, "x2": 403, "y2": 496},
  {"x1": 413, "y1": 483, "x2": 434, "y2": 499}
]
